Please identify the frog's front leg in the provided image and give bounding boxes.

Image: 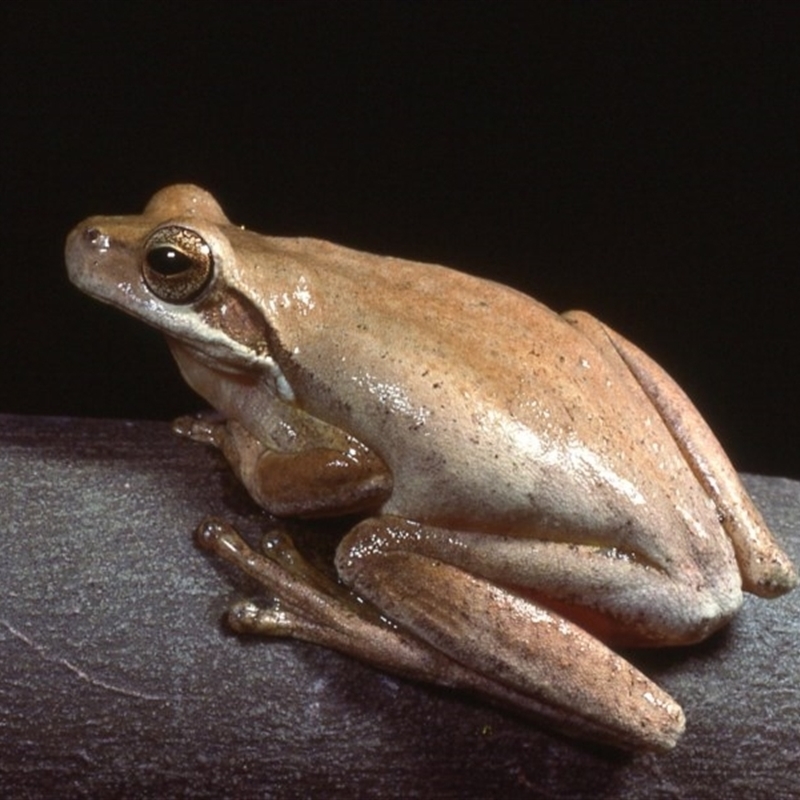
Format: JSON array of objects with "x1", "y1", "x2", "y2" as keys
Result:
[
  {"x1": 173, "y1": 414, "x2": 393, "y2": 516},
  {"x1": 336, "y1": 517, "x2": 686, "y2": 752}
]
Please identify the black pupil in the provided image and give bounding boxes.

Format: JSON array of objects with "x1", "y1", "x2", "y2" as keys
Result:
[{"x1": 148, "y1": 246, "x2": 193, "y2": 276}]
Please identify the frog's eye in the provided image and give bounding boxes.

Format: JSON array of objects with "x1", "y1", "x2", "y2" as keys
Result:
[{"x1": 143, "y1": 226, "x2": 213, "y2": 303}]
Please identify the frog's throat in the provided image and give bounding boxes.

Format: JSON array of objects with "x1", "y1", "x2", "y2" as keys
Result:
[{"x1": 166, "y1": 336, "x2": 295, "y2": 404}]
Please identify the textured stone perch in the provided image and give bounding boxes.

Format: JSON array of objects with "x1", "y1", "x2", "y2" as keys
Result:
[{"x1": 2, "y1": 414, "x2": 798, "y2": 798}]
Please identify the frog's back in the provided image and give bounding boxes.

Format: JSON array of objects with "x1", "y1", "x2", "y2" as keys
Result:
[{"x1": 268, "y1": 241, "x2": 718, "y2": 556}]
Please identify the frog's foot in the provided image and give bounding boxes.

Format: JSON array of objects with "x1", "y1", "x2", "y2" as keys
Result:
[{"x1": 193, "y1": 517, "x2": 474, "y2": 683}]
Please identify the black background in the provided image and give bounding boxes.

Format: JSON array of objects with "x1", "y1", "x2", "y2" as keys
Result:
[{"x1": 3, "y1": 2, "x2": 798, "y2": 477}]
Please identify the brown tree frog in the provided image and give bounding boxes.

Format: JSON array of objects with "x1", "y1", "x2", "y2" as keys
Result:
[{"x1": 66, "y1": 185, "x2": 797, "y2": 752}]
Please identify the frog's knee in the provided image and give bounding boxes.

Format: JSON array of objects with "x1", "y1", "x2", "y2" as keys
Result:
[{"x1": 335, "y1": 516, "x2": 421, "y2": 577}]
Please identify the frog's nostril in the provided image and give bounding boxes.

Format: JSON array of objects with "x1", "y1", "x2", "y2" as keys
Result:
[{"x1": 85, "y1": 227, "x2": 110, "y2": 252}]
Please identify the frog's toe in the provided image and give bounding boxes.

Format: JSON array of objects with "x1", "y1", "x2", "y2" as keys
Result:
[{"x1": 228, "y1": 599, "x2": 297, "y2": 636}]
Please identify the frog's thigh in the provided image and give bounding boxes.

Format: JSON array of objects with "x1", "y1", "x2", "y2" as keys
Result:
[
  {"x1": 563, "y1": 310, "x2": 797, "y2": 598},
  {"x1": 340, "y1": 520, "x2": 738, "y2": 646},
  {"x1": 375, "y1": 525, "x2": 739, "y2": 646},
  {"x1": 336, "y1": 517, "x2": 685, "y2": 752}
]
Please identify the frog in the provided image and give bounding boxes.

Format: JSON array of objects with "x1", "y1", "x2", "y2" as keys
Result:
[{"x1": 65, "y1": 184, "x2": 797, "y2": 752}]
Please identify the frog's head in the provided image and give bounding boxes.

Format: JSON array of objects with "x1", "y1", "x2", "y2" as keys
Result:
[{"x1": 66, "y1": 184, "x2": 293, "y2": 400}]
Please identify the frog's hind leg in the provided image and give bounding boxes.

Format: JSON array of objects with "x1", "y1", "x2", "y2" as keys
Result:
[
  {"x1": 336, "y1": 517, "x2": 686, "y2": 752},
  {"x1": 196, "y1": 516, "x2": 683, "y2": 751},
  {"x1": 194, "y1": 517, "x2": 543, "y2": 707}
]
